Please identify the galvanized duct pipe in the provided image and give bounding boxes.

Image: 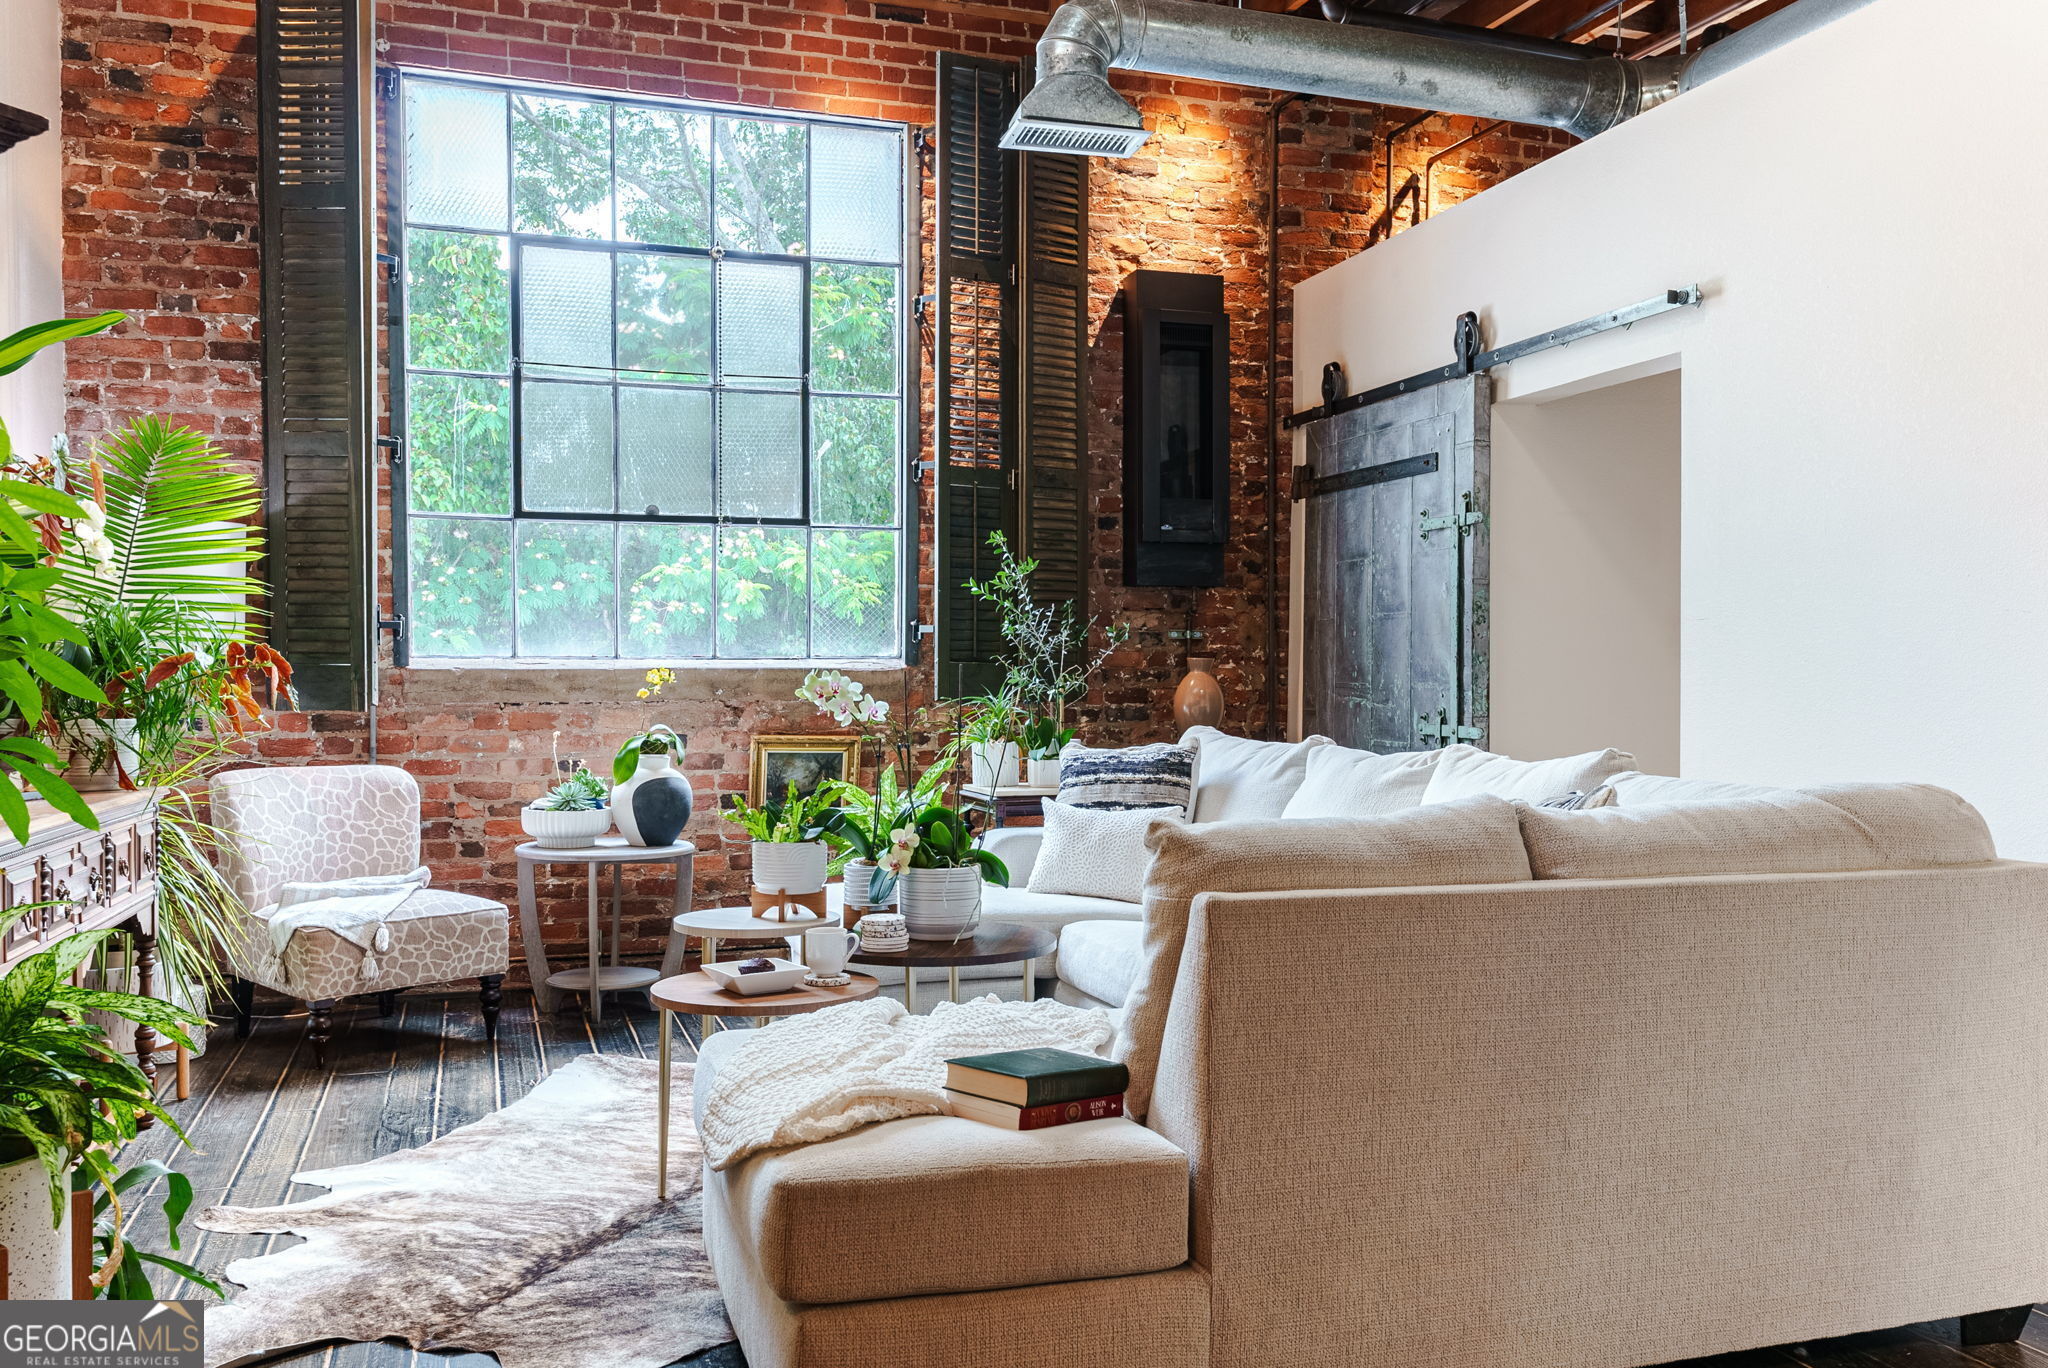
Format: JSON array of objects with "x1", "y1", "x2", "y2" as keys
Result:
[{"x1": 1002, "y1": 0, "x2": 1876, "y2": 157}]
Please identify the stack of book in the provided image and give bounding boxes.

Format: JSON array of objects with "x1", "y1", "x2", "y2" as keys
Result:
[{"x1": 942, "y1": 1047, "x2": 1129, "y2": 1131}]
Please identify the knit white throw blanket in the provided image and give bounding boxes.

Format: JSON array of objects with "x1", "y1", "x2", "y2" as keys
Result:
[
  {"x1": 261, "y1": 866, "x2": 432, "y2": 986},
  {"x1": 698, "y1": 994, "x2": 1114, "y2": 1171}
]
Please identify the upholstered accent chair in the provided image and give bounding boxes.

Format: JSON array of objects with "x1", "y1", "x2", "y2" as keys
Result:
[{"x1": 213, "y1": 765, "x2": 510, "y2": 1066}]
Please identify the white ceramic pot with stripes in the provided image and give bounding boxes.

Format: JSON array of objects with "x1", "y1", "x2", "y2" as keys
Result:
[
  {"x1": 898, "y1": 866, "x2": 983, "y2": 941},
  {"x1": 752, "y1": 840, "x2": 828, "y2": 897}
]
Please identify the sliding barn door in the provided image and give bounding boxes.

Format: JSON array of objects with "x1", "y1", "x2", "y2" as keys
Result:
[{"x1": 1299, "y1": 376, "x2": 1491, "y2": 752}]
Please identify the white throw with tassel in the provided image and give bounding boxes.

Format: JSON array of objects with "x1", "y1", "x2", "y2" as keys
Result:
[{"x1": 261, "y1": 867, "x2": 432, "y2": 985}]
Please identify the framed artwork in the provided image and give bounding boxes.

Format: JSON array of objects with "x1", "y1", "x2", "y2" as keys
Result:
[{"x1": 748, "y1": 734, "x2": 861, "y2": 807}]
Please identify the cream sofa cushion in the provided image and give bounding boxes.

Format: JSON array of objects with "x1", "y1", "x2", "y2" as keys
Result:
[
  {"x1": 1057, "y1": 919, "x2": 1145, "y2": 1008},
  {"x1": 1179, "y1": 726, "x2": 1331, "y2": 823},
  {"x1": 1517, "y1": 783, "x2": 1996, "y2": 880},
  {"x1": 1607, "y1": 771, "x2": 1791, "y2": 805},
  {"x1": 1120, "y1": 797, "x2": 1532, "y2": 1117},
  {"x1": 1029, "y1": 802, "x2": 1179, "y2": 904},
  {"x1": 692, "y1": 1029, "x2": 1188, "y2": 1305},
  {"x1": 1420, "y1": 744, "x2": 1636, "y2": 805},
  {"x1": 1281, "y1": 745, "x2": 1440, "y2": 819}
]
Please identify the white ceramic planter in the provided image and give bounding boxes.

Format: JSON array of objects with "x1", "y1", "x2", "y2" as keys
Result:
[
  {"x1": 899, "y1": 865, "x2": 984, "y2": 941},
  {"x1": 521, "y1": 804, "x2": 613, "y2": 849},
  {"x1": 970, "y1": 741, "x2": 1019, "y2": 789},
  {"x1": 1026, "y1": 755, "x2": 1062, "y2": 787},
  {"x1": 63, "y1": 717, "x2": 142, "y2": 793},
  {"x1": 752, "y1": 839, "x2": 828, "y2": 896},
  {"x1": 0, "y1": 1151, "x2": 74, "y2": 1301},
  {"x1": 842, "y1": 859, "x2": 897, "y2": 913}
]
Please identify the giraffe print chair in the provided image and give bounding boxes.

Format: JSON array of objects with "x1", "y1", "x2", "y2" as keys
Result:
[{"x1": 212, "y1": 764, "x2": 509, "y2": 1066}]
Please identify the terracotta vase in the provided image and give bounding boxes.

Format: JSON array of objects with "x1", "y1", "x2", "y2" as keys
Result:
[{"x1": 1173, "y1": 657, "x2": 1225, "y2": 731}]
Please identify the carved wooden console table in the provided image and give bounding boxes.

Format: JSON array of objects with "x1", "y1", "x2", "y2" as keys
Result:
[{"x1": 0, "y1": 789, "x2": 163, "y2": 1090}]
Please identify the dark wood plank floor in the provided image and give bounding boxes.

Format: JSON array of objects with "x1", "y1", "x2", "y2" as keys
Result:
[{"x1": 117, "y1": 989, "x2": 2048, "y2": 1368}]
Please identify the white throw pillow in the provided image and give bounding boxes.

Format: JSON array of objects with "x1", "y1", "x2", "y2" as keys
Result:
[
  {"x1": 1179, "y1": 726, "x2": 1332, "y2": 823},
  {"x1": 1027, "y1": 801, "x2": 1180, "y2": 904},
  {"x1": 1419, "y1": 744, "x2": 1636, "y2": 806},
  {"x1": 1281, "y1": 745, "x2": 1440, "y2": 819}
]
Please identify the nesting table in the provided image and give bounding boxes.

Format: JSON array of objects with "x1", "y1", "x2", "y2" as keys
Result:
[
  {"x1": 650, "y1": 970, "x2": 880, "y2": 1198},
  {"x1": 851, "y1": 921, "x2": 1056, "y2": 1012},
  {"x1": 517, "y1": 837, "x2": 695, "y2": 1019}
]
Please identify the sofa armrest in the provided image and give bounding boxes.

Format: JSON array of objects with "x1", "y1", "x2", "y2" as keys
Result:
[{"x1": 978, "y1": 826, "x2": 1044, "y2": 886}]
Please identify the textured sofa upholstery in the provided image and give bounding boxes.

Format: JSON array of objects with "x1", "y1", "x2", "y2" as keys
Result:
[{"x1": 702, "y1": 742, "x2": 2048, "y2": 1368}]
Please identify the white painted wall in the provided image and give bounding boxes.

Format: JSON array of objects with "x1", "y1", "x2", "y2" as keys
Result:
[
  {"x1": 0, "y1": 0, "x2": 64, "y2": 457},
  {"x1": 1292, "y1": 0, "x2": 2048, "y2": 856},
  {"x1": 1492, "y1": 369, "x2": 1681, "y2": 774}
]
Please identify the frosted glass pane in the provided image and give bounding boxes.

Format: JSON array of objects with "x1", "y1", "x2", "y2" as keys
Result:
[
  {"x1": 410, "y1": 517, "x2": 512, "y2": 657},
  {"x1": 517, "y1": 520, "x2": 616, "y2": 656},
  {"x1": 809, "y1": 125, "x2": 900, "y2": 263},
  {"x1": 408, "y1": 374, "x2": 511, "y2": 515},
  {"x1": 811, "y1": 529, "x2": 898, "y2": 658},
  {"x1": 717, "y1": 259, "x2": 801, "y2": 383},
  {"x1": 406, "y1": 82, "x2": 507, "y2": 231},
  {"x1": 619, "y1": 387, "x2": 711, "y2": 517},
  {"x1": 617, "y1": 253, "x2": 710, "y2": 380},
  {"x1": 621, "y1": 523, "x2": 715, "y2": 658},
  {"x1": 811, "y1": 396, "x2": 896, "y2": 527},
  {"x1": 512, "y1": 94, "x2": 613, "y2": 239},
  {"x1": 521, "y1": 246, "x2": 613, "y2": 373},
  {"x1": 810, "y1": 264, "x2": 896, "y2": 394},
  {"x1": 715, "y1": 118, "x2": 807, "y2": 253},
  {"x1": 616, "y1": 107, "x2": 712, "y2": 249},
  {"x1": 407, "y1": 230, "x2": 509, "y2": 374},
  {"x1": 522, "y1": 380, "x2": 614, "y2": 514},
  {"x1": 717, "y1": 525, "x2": 808, "y2": 658},
  {"x1": 717, "y1": 391, "x2": 801, "y2": 520}
]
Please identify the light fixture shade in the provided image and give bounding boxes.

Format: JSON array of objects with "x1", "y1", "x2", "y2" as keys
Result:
[{"x1": 998, "y1": 73, "x2": 1151, "y2": 158}]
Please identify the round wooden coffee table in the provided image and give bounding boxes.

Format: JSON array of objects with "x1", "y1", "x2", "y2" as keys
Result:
[
  {"x1": 657, "y1": 885, "x2": 845, "y2": 980},
  {"x1": 650, "y1": 970, "x2": 879, "y2": 1199},
  {"x1": 849, "y1": 920, "x2": 1055, "y2": 1012}
]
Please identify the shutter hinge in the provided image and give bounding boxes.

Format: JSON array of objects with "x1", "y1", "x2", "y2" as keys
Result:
[
  {"x1": 376, "y1": 67, "x2": 399, "y2": 102},
  {"x1": 914, "y1": 622, "x2": 936, "y2": 639},
  {"x1": 375, "y1": 252, "x2": 398, "y2": 269},
  {"x1": 378, "y1": 435, "x2": 404, "y2": 465},
  {"x1": 1007, "y1": 468, "x2": 1017, "y2": 491},
  {"x1": 912, "y1": 292, "x2": 935, "y2": 324},
  {"x1": 378, "y1": 615, "x2": 406, "y2": 640},
  {"x1": 917, "y1": 459, "x2": 935, "y2": 478}
]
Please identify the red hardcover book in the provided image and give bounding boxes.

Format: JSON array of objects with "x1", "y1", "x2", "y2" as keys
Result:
[{"x1": 944, "y1": 1089, "x2": 1126, "y2": 1131}]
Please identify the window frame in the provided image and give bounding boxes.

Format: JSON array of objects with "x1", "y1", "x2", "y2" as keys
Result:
[{"x1": 383, "y1": 67, "x2": 917, "y2": 668}]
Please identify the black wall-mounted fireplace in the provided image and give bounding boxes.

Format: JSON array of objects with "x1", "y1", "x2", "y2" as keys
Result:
[{"x1": 1122, "y1": 269, "x2": 1228, "y2": 587}]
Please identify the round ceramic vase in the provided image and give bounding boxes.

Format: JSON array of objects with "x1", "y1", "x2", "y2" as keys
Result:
[
  {"x1": 0, "y1": 1151, "x2": 73, "y2": 1300},
  {"x1": 899, "y1": 865, "x2": 984, "y2": 941},
  {"x1": 612, "y1": 750, "x2": 693, "y2": 847},
  {"x1": 1174, "y1": 656, "x2": 1226, "y2": 730},
  {"x1": 752, "y1": 840, "x2": 828, "y2": 896}
]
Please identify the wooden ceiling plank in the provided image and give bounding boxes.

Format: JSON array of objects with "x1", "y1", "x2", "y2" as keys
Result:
[
  {"x1": 1436, "y1": 0, "x2": 1549, "y2": 28},
  {"x1": 1629, "y1": 0, "x2": 1789, "y2": 54}
]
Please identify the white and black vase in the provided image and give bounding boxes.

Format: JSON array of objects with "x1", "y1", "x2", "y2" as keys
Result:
[{"x1": 612, "y1": 747, "x2": 694, "y2": 847}]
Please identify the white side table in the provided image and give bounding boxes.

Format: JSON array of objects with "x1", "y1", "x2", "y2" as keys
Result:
[{"x1": 516, "y1": 837, "x2": 695, "y2": 1020}]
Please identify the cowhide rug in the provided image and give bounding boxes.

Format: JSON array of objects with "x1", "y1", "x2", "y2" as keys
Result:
[{"x1": 197, "y1": 1054, "x2": 732, "y2": 1368}]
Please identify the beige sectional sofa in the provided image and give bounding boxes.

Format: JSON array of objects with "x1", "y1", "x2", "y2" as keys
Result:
[{"x1": 693, "y1": 736, "x2": 2048, "y2": 1368}]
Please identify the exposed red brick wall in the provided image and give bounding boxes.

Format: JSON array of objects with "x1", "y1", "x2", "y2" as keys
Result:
[{"x1": 56, "y1": 0, "x2": 1562, "y2": 975}]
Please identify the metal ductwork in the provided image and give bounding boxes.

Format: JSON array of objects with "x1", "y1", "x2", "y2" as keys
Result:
[{"x1": 1000, "y1": 0, "x2": 1875, "y2": 158}]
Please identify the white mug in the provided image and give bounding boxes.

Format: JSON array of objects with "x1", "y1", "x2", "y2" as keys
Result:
[{"x1": 804, "y1": 926, "x2": 860, "y2": 976}]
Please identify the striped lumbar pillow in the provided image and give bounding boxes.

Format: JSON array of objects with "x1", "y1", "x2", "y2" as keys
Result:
[{"x1": 1055, "y1": 741, "x2": 1197, "y2": 813}]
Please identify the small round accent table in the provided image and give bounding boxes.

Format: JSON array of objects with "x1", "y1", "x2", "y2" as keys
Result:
[
  {"x1": 658, "y1": 885, "x2": 846, "y2": 986},
  {"x1": 516, "y1": 837, "x2": 695, "y2": 1021},
  {"x1": 850, "y1": 920, "x2": 1055, "y2": 1013},
  {"x1": 650, "y1": 970, "x2": 880, "y2": 1198}
]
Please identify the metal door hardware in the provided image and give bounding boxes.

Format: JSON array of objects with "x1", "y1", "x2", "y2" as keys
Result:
[
  {"x1": 1417, "y1": 707, "x2": 1484, "y2": 745},
  {"x1": 1419, "y1": 491, "x2": 1484, "y2": 538}
]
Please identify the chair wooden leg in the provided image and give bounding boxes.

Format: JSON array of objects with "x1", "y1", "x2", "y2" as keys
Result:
[
  {"x1": 1961, "y1": 1306, "x2": 2035, "y2": 1346},
  {"x1": 479, "y1": 975, "x2": 504, "y2": 1042},
  {"x1": 231, "y1": 977, "x2": 254, "y2": 1039},
  {"x1": 307, "y1": 999, "x2": 335, "y2": 1069},
  {"x1": 376, "y1": 989, "x2": 398, "y2": 1018}
]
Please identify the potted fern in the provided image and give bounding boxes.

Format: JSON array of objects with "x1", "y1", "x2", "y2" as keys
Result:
[{"x1": 522, "y1": 765, "x2": 612, "y2": 849}]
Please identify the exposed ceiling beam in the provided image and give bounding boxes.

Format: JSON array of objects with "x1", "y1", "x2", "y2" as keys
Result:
[
  {"x1": 1628, "y1": 0, "x2": 1793, "y2": 53},
  {"x1": 1439, "y1": 0, "x2": 1549, "y2": 28},
  {"x1": 1555, "y1": 0, "x2": 1663, "y2": 43}
]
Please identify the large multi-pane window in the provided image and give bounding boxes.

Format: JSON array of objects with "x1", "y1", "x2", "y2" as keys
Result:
[{"x1": 396, "y1": 74, "x2": 907, "y2": 661}]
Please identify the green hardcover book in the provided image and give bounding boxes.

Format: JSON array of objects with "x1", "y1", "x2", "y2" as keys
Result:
[{"x1": 942, "y1": 1048, "x2": 1129, "y2": 1108}]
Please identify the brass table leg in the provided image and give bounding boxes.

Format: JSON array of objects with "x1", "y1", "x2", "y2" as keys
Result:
[
  {"x1": 658, "y1": 1007, "x2": 672, "y2": 1200},
  {"x1": 948, "y1": 966, "x2": 959, "y2": 1002},
  {"x1": 586, "y1": 864, "x2": 602, "y2": 1024},
  {"x1": 904, "y1": 967, "x2": 916, "y2": 1014},
  {"x1": 701, "y1": 935, "x2": 716, "y2": 1038}
]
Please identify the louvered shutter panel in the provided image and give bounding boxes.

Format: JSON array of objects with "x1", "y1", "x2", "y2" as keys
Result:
[
  {"x1": 932, "y1": 53, "x2": 1018, "y2": 700},
  {"x1": 260, "y1": 0, "x2": 372, "y2": 709},
  {"x1": 1017, "y1": 151, "x2": 1089, "y2": 613}
]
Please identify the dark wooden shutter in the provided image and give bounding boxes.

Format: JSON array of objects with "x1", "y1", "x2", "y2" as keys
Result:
[
  {"x1": 932, "y1": 53, "x2": 1018, "y2": 700},
  {"x1": 1017, "y1": 151, "x2": 1089, "y2": 613},
  {"x1": 260, "y1": 0, "x2": 373, "y2": 710}
]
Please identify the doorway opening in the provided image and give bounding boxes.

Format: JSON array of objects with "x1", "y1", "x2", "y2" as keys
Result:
[{"x1": 1489, "y1": 368, "x2": 1681, "y2": 774}]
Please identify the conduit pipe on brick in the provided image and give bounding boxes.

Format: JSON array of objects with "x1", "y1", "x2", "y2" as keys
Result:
[{"x1": 1000, "y1": 0, "x2": 1876, "y2": 157}]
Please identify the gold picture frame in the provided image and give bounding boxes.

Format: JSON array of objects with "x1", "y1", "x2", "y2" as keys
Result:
[{"x1": 748, "y1": 734, "x2": 861, "y2": 807}]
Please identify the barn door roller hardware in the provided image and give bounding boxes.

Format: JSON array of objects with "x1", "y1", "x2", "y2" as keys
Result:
[{"x1": 1286, "y1": 286, "x2": 1702, "y2": 429}]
